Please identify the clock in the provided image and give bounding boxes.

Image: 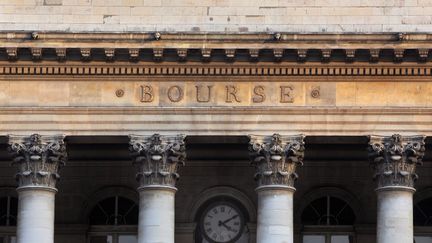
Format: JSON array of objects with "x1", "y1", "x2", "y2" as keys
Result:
[{"x1": 200, "y1": 201, "x2": 245, "y2": 243}]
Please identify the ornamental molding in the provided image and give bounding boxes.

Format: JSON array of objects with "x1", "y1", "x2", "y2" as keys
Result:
[
  {"x1": 7, "y1": 134, "x2": 67, "y2": 190},
  {"x1": 129, "y1": 134, "x2": 186, "y2": 189},
  {"x1": 0, "y1": 32, "x2": 432, "y2": 63},
  {"x1": 368, "y1": 134, "x2": 426, "y2": 190},
  {"x1": 248, "y1": 134, "x2": 305, "y2": 189},
  {"x1": 2, "y1": 64, "x2": 432, "y2": 77}
]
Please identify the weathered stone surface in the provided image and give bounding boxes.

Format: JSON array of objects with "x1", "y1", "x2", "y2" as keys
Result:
[
  {"x1": 8, "y1": 134, "x2": 67, "y2": 190},
  {"x1": 129, "y1": 134, "x2": 186, "y2": 189},
  {"x1": 368, "y1": 134, "x2": 426, "y2": 190},
  {"x1": 0, "y1": 1, "x2": 432, "y2": 32},
  {"x1": 249, "y1": 134, "x2": 304, "y2": 189}
]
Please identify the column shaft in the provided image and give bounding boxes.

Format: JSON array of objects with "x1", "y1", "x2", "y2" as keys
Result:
[
  {"x1": 249, "y1": 134, "x2": 305, "y2": 243},
  {"x1": 17, "y1": 188, "x2": 56, "y2": 243},
  {"x1": 368, "y1": 134, "x2": 425, "y2": 243},
  {"x1": 376, "y1": 189, "x2": 414, "y2": 243},
  {"x1": 256, "y1": 187, "x2": 294, "y2": 243},
  {"x1": 8, "y1": 134, "x2": 67, "y2": 243},
  {"x1": 138, "y1": 188, "x2": 176, "y2": 243},
  {"x1": 129, "y1": 134, "x2": 186, "y2": 243}
]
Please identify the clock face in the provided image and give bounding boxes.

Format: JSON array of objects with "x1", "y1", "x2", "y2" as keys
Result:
[{"x1": 201, "y1": 202, "x2": 245, "y2": 243}]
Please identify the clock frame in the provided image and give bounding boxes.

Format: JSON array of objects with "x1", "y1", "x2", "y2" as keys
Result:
[{"x1": 199, "y1": 201, "x2": 245, "y2": 243}]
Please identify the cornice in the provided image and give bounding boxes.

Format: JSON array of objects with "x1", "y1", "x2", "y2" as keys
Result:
[{"x1": 0, "y1": 32, "x2": 431, "y2": 63}]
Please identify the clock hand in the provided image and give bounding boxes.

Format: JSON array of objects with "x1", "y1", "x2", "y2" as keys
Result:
[
  {"x1": 222, "y1": 214, "x2": 239, "y2": 224},
  {"x1": 218, "y1": 221, "x2": 236, "y2": 232}
]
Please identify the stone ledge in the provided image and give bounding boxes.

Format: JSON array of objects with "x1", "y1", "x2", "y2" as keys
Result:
[{"x1": 0, "y1": 32, "x2": 431, "y2": 63}]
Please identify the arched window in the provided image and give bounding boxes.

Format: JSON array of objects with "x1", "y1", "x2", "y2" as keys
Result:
[
  {"x1": 89, "y1": 196, "x2": 138, "y2": 226},
  {"x1": 0, "y1": 196, "x2": 18, "y2": 243},
  {"x1": 414, "y1": 197, "x2": 432, "y2": 243},
  {"x1": 302, "y1": 195, "x2": 356, "y2": 226},
  {"x1": 301, "y1": 195, "x2": 356, "y2": 243},
  {"x1": 88, "y1": 196, "x2": 138, "y2": 243}
]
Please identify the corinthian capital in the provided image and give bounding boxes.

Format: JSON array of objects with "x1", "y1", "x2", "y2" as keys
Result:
[
  {"x1": 8, "y1": 134, "x2": 67, "y2": 190},
  {"x1": 248, "y1": 134, "x2": 305, "y2": 189},
  {"x1": 368, "y1": 134, "x2": 426, "y2": 191},
  {"x1": 129, "y1": 134, "x2": 186, "y2": 190}
]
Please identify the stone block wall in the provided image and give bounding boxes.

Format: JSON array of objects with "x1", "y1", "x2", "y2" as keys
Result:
[{"x1": 0, "y1": 0, "x2": 432, "y2": 33}]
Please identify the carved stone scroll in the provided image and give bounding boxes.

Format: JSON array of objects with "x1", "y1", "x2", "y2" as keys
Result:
[
  {"x1": 129, "y1": 134, "x2": 186, "y2": 189},
  {"x1": 8, "y1": 134, "x2": 67, "y2": 190},
  {"x1": 248, "y1": 134, "x2": 305, "y2": 189},
  {"x1": 368, "y1": 134, "x2": 426, "y2": 190}
]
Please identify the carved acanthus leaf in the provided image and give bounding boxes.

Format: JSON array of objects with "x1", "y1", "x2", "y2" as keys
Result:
[
  {"x1": 368, "y1": 134, "x2": 425, "y2": 190},
  {"x1": 129, "y1": 134, "x2": 186, "y2": 189},
  {"x1": 248, "y1": 134, "x2": 305, "y2": 188},
  {"x1": 8, "y1": 134, "x2": 67, "y2": 189}
]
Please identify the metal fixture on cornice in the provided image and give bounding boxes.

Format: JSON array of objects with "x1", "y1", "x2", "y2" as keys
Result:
[
  {"x1": 154, "y1": 32, "x2": 161, "y2": 40},
  {"x1": 31, "y1": 32, "x2": 39, "y2": 40},
  {"x1": 273, "y1": 32, "x2": 282, "y2": 41},
  {"x1": 398, "y1": 32, "x2": 407, "y2": 41}
]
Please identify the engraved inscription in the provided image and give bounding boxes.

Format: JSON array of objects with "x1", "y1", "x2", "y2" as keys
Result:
[
  {"x1": 167, "y1": 85, "x2": 184, "y2": 102},
  {"x1": 252, "y1": 85, "x2": 266, "y2": 103},
  {"x1": 280, "y1": 85, "x2": 294, "y2": 103},
  {"x1": 138, "y1": 83, "x2": 302, "y2": 106},
  {"x1": 226, "y1": 85, "x2": 241, "y2": 103},
  {"x1": 140, "y1": 85, "x2": 154, "y2": 103},
  {"x1": 196, "y1": 85, "x2": 213, "y2": 103}
]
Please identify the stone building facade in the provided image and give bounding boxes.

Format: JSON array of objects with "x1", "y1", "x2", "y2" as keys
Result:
[{"x1": 1, "y1": 1, "x2": 432, "y2": 243}]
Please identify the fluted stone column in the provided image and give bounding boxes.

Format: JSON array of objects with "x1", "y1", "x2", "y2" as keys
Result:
[
  {"x1": 368, "y1": 134, "x2": 425, "y2": 243},
  {"x1": 129, "y1": 134, "x2": 186, "y2": 243},
  {"x1": 248, "y1": 134, "x2": 305, "y2": 243},
  {"x1": 8, "y1": 134, "x2": 67, "y2": 243}
]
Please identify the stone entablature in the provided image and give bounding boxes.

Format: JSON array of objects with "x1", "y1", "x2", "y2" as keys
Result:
[
  {"x1": 249, "y1": 134, "x2": 305, "y2": 189},
  {"x1": 129, "y1": 134, "x2": 186, "y2": 189},
  {"x1": 7, "y1": 134, "x2": 67, "y2": 190},
  {"x1": 0, "y1": 33, "x2": 431, "y2": 63},
  {"x1": 368, "y1": 134, "x2": 426, "y2": 190}
]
